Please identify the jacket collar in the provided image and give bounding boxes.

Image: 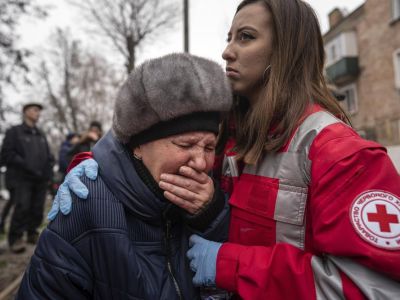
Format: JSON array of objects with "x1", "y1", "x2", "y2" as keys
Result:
[
  {"x1": 92, "y1": 131, "x2": 169, "y2": 222},
  {"x1": 21, "y1": 122, "x2": 39, "y2": 134}
]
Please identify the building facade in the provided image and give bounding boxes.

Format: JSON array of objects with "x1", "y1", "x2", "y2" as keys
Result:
[{"x1": 324, "y1": 0, "x2": 400, "y2": 146}]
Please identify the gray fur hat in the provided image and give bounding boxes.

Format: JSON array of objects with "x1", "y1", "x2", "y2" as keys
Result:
[{"x1": 112, "y1": 53, "x2": 232, "y2": 145}]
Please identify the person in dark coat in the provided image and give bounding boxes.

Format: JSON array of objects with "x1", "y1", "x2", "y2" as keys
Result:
[
  {"x1": 58, "y1": 132, "x2": 79, "y2": 177},
  {"x1": 17, "y1": 53, "x2": 233, "y2": 299},
  {"x1": 67, "y1": 121, "x2": 102, "y2": 163},
  {"x1": 0, "y1": 102, "x2": 54, "y2": 253}
]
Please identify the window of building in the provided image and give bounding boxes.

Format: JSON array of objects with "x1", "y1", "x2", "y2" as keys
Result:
[
  {"x1": 392, "y1": 0, "x2": 400, "y2": 20},
  {"x1": 330, "y1": 45, "x2": 337, "y2": 63},
  {"x1": 339, "y1": 83, "x2": 358, "y2": 114},
  {"x1": 393, "y1": 49, "x2": 400, "y2": 89},
  {"x1": 326, "y1": 36, "x2": 341, "y2": 66},
  {"x1": 324, "y1": 31, "x2": 358, "y2": 67}
]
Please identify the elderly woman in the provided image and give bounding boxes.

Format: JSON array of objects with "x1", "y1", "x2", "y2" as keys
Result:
[{"x1": 17, "y1": 53, "x2": 232, "y2": 300}]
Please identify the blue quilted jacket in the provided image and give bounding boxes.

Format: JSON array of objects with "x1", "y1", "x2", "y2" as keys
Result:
[{"x1": 17, "y1": 131, "x2": 229, "y2": 300}]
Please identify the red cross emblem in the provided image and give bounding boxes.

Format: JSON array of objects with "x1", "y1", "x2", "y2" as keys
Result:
[
  {"x1": 350, "y1": 190, "x2": 400, "y2": 250},
  {"x1": 367, "y1": 204, "x2": 399, "y2": 232}
]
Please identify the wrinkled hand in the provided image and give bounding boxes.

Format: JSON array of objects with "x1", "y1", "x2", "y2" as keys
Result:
[
  {"x1": 47, "y1": 158, "x2": 98, "y2": 220},
  {"x1": 159, "y1": 166, "x2": 214, "y2": 214},
  {"x1": 186, "y1": 234, "x2": 222, "y2": 286}
]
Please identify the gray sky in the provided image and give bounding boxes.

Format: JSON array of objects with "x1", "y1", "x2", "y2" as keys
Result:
[
  {"x1": 8, "y1": 0, "x2": 365, "y2": 105},
  {"x1": 18, "y1": 0, "x2": 365, "y2": 64}
]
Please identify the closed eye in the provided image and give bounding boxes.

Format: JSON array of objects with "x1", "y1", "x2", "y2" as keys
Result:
[
  {"x1": 205, "y1": 146, "x2": 216, "y2": 152},
  {"x1": 172, "y1": 141, "x2": 192, "y2": 149},
  {"x1": 171, "y1": 141, "x2": 216, "y2": 152}
]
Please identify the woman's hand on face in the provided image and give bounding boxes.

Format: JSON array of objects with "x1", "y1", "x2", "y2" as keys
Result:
[{"x1": 159, "y1": 166, "x2": 214, "y2": 215}]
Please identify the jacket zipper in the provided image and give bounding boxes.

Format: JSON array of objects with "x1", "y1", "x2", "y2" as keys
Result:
[{"x1": 164, "y1": 219, "x2": 183, "y2": 300}]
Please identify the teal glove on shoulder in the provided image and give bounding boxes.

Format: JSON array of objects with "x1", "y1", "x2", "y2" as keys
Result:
[
  {"x1": 47, "y1": 158, "x2": 98, "y2": 220},
  {"x1": 186, "y1": 234, "x2": 222, "y2": 287}
]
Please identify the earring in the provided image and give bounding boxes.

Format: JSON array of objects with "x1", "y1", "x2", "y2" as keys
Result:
[
  {"x1": 262, "y1": 65, "x2": 271, "y2": 83},
  {"x1": 133, "y1": 153, "x2": 142, "y2": 160}
]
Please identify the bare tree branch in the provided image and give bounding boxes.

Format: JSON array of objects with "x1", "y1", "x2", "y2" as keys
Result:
[
  {"x1": 0, "y1": 0, "x2": 47, "y2": 128},
  {"x1": 33, "y1": 28, "x2": 119, "y2": 151},
  {"x1": 68, "y1": 0, "x2": 180, "y2": 73},
  {"x1": 40, "y1": 61, "x2": 70, "y2": 131}
]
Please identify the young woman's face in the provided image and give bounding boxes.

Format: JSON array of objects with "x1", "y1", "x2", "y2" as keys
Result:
[
  {"x1": 134, "y1": 131, "x2": 217, "y2": 182},
  {"x1": 222, "y1": 2, "x2": 273, "y2": 103}
]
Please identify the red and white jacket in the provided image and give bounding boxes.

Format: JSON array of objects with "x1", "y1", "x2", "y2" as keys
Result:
[{"x1": 216, "y1": 107, "x2": 400, "y2": 299}]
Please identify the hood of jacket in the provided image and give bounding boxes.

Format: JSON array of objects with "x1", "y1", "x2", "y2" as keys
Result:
[{"x1": 92, "y1": 130, "x2": 168, "y2": 222}]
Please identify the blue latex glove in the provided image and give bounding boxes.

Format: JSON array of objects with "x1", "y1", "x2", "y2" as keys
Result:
[
  {"x1": 47, "y1": 158, "x2": 98, "y2": 220},
  {"x1": 186, "y1": 234, "x2": 222, "y2": 287}
]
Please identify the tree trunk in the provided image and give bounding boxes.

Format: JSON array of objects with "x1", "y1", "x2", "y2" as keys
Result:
[{"x1": 126, "y1": 34, "x2": 135, "y2": 74}]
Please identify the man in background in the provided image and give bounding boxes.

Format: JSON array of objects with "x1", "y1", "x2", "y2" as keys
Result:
[{"x1": 0, "y1": 103, "x2": 54, "y2": 253}]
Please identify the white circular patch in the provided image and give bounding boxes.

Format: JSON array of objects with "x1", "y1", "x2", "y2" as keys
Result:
[{"x1": 350, "y1": 190, "x2": 400, "y2": 250}]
